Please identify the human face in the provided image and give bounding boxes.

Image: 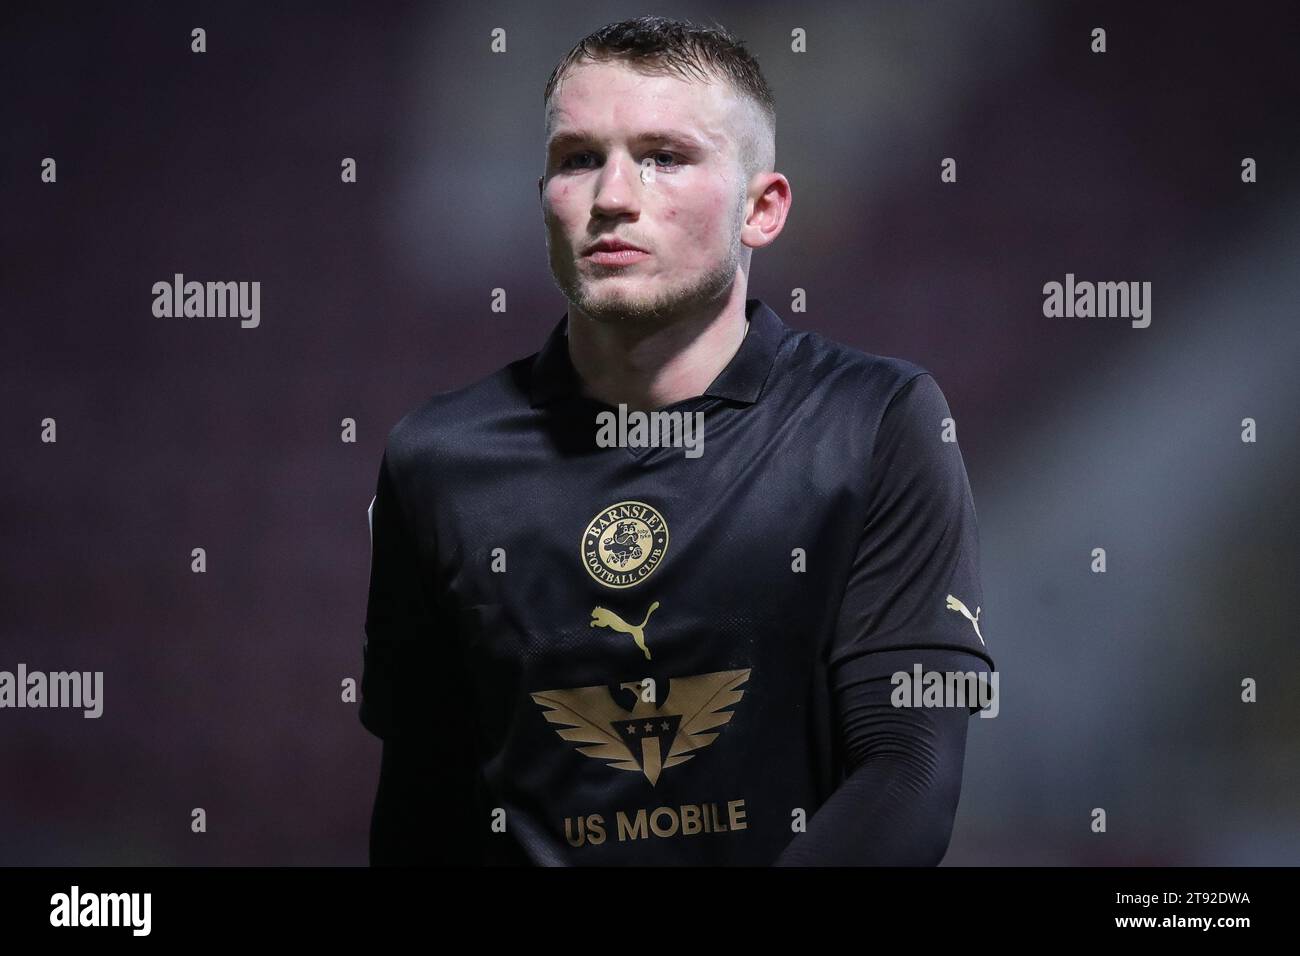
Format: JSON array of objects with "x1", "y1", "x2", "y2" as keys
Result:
[{"x1": 540, "y1": 60, "x2": 751, "y2": 326}]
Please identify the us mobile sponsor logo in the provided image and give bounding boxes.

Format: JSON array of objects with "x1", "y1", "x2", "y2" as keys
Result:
[
  {"x1": 0, "y1": 664, "x2": 103, "y2": 718},
  {"x1": 1043, "y1": 272, "x2": 1151, "y2": 328},
  {"x1": 595, "y1": 403, "x2": 705, "y2": 458},
  {"x1": 152, "y1": 273, "x2": 261, "y2": 328},
  {"x1": 50, "y1": 886, "x2": 151, "y2": 936},
  {"x1": 561, "y1": 797, "x2": 748, "y2": 847},
  {"x1": 533, "y1": 602, "x2": 752, "y2": 848}
]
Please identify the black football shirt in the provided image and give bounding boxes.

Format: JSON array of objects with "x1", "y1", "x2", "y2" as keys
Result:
[{"x1": 360, "y1": 297, "x2": 995, "y2": 865}]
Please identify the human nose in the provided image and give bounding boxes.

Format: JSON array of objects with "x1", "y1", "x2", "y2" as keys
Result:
[{"x1": 591, "y1": 151, "x2": 642, "y2": 218}]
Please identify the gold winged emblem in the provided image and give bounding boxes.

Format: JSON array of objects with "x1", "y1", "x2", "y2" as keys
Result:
[{"x1": 530, "y1": 669, "x2": 750, "y2": 786}]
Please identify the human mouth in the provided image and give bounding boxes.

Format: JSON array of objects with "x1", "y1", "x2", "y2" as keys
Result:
[{"x1": 584, "y1": 248, "x2": 650, "y2": 266}]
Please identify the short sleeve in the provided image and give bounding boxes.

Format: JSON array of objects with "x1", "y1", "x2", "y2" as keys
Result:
[
  {"x1": 359, "y1": 448, "x2": 438, "y2": 739},
  {"x1": 830, "y1": 373, "x2": 995, "y2": 680}
]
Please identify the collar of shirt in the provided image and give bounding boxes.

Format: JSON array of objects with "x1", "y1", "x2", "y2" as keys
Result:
[{"x1": 527, "y1": 297, "x2": 786, "y2": 408}]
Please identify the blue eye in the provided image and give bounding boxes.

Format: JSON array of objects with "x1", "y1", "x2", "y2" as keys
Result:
[
  {"x1": 560, "y1": 152, "x2": 595, "y2": 170},
  {"x1": 557, "y1": 151, "x2": 682, "y2": 171}
]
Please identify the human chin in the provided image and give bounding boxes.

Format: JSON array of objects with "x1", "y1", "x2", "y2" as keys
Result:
[{"x1": 576, "y1": 280, "x2": 666, "y2": 323}]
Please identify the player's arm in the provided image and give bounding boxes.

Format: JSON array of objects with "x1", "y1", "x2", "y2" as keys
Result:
[
  {"x1": 775, "y1": 372, "x2": 994, "y2": 866},
  {"x1": 773, "y1": 647, "x2": 981, "y2": 865},
  {"x1": 361, "y1": 448, "x2": 479, "y2": 865}
]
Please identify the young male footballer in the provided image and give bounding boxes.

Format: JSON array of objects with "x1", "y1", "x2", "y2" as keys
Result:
[{"x1": 361, "y1": 16, "x2": 996, "y2": 865}]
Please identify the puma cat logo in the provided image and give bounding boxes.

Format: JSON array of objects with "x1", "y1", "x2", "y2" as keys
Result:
[
  {"x1": 945, "y1": 594, "x2": 985, "y2": 646},
  {"x1": 590, "y1": 601, "x2": 660, "y2": 660}
]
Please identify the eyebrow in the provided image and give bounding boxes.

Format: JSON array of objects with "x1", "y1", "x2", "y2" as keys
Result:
[{"x1": 546, "y1": 129, "x2": 712, "y2": 155}]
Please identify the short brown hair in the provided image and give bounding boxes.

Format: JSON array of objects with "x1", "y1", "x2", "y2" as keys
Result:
[{"x1": 544, "y1": 15, "x2": 776, "y2": 165}]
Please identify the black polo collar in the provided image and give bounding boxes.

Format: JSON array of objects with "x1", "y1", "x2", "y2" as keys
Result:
[{"x1": 528, "y1": 297, "x2": 786, "y2": 408}]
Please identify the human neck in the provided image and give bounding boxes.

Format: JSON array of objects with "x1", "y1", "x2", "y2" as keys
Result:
[{"x1": 566, "y1": 291, "x2": 750, "y2": 412}]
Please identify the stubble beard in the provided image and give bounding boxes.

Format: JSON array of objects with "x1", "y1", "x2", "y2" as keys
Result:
[{"x1": 552, "y1": 191, "x2": 747, "y2": 329}]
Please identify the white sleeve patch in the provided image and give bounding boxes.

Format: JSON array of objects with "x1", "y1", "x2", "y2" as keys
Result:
[{"x1": 367, "y1": 495, "x2": 376, "y2": 546}]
